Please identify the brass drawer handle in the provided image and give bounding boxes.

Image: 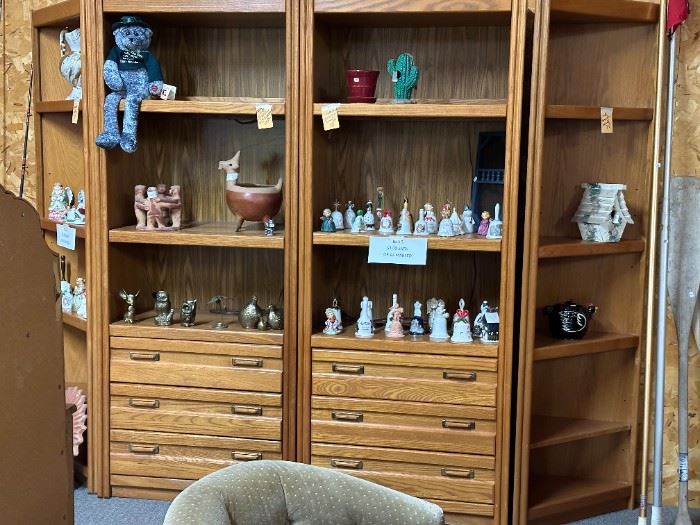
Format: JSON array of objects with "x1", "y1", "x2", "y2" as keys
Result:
[
  {"x1": 331, "y1": 458, "x2": 363, "y2": 470},
  {"x1": 331, "y1": 411, "x2": 363, "y2": 422},
  {"x1": 332, "y1": 363, "x2": 364, "y2": 375},
  {"x1": 232, "y1": 405, "x2": 263, "y2": 416},
  {"x1": 129, "y1": 352, "x2": 160, "y2": 361},
  {"x1": 128, "y1": 398, "x2": 160, "y2": 409},
  {"x1": 128, "y1": 444, "x2": 159, "y2": 455},
  {"x1": 232, "y1": 358, "x2": 263, "y2": 368},
  {"x1": 443, "y1": 371, "x2": 477, "y2": 381},
  {"x1": 441, "y1": 468, "x2": 475, "y2": 479},
  {"x1": 232, "y1": 451, "x2": 262, "y2": 461},
  {"x1": 442, "y1": 420, "x2": 476, "y2": 430}
]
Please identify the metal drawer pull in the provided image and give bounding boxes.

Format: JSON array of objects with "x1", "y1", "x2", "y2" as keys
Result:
[
  {"x1": 331, "y1": 459, "x2": 363, "y2": 470},
  {"x1": 443, "y1": 371, "x2": 477, "y2": 381},
  {"x1": 128, "y1": 398, "x2": 160, "y2": 409},
  {"x1": 129, "y1": 352, "x2": 160, "y2": 361},
  {"x1": 331, "y1": 411, "x2": 363, "y2": 422},
  {"x1": 129, "y1": 444, "x2": 159, "y2": 455},
  {"x1": 441, "y1": 468, "x2": 475, "y2": 479},
  {"x1": 232, "y1": 358, "x2": 263, "y2": 368},
  {"x1": 332, "y1": 363, "x2": 364, "y2": 375},
  {"x1": 442, "y1": 420, "x2": 476, "y2": 430},
  {"x1": 232, "y1": 451, "x2": 262, "y2": 461},
  {"x1": 232, "y1": 405, "x2": 263, "y2": 416}
]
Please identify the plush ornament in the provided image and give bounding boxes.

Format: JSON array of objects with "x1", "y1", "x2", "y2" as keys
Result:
[{"x1": 95, "y1": 16, "x2": 163, "y2": 153}]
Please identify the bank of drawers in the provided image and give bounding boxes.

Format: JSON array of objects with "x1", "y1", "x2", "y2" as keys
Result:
[
  {"x1": 311, "y1": 347, "x2": 498, "y2": 520},
  {"x1": 110, "y1": 337, "x2": 282, "y2": 489}
]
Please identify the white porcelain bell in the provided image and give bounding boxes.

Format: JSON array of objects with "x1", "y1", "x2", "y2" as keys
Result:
[
  {"x1": 450, "y1": 209, "x2": 464, "y2": 235},
  {"x1": 331, "y1": 201, "x2": 344, "y2": 230},
  {"x1": 462, "y1": 206, "x2": 476, "y2": 234},
  {"x1": 424, "y1": 203, "x2": 438, "y2": 234},
  {"x1": 413, "y1": 209, "x2": 428, "y2": 235},
  {"x1": 486, "y1": 203, "x2": 503, "y2": 240},
  {"x1": 429, "y1": 302, "x2": 449, "y2": 341},
  {"x1": 344, "y1": 201, "x2": 356, "y2": 229},
  {"x1": 450, "y1": 299, "x2": 473, "y2": 343},
  {"x1": 355, "y1": 296, "x2": 375, "y2": 338}
]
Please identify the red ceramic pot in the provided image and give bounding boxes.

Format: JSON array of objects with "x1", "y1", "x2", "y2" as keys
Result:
[{"x1": 345, "y1": 69, "x2": 379, "y2": 103}]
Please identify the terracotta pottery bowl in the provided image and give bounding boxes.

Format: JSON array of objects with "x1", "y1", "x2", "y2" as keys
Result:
[{"x1": 225, "y1": 178, "x2": 283, "y2": 231}]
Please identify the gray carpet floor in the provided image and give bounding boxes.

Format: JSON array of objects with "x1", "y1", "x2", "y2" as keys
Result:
[{"x1": 75, "y1": 488, "x2": 699, "y2": 524}]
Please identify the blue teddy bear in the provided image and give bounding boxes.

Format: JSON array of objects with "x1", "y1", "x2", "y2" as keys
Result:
[{"x1": 95, "y1": 16, "x2": 163, "y2": 153}]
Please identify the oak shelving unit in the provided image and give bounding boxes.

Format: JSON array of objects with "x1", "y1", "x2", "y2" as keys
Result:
[
  {"x1": 514, "y1": 0, "x2": 662, "y2": 523},
  {"x1": 299, "y1": 1, "x2": 526, "y2": 523}
]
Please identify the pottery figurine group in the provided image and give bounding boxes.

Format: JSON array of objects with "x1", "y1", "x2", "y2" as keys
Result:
[{"x1": 134, "y1": 184, "x2": 182, "y2": 230}]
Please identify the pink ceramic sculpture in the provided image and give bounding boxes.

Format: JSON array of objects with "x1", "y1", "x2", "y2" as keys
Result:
[
  {"x1": 65, "y1": 386, "x2": 87, "y2": 456},
  {"x1": 134, "y1": 184, "x2": 182, "y2": 230}
]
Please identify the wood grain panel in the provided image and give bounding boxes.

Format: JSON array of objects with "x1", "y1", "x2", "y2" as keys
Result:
[
  {"x1": 110, "y1": 337, "x2": 281, "y2": 358},
  {"x1": 313, "y1": 348, "x2": 497, "y2": 371},
  {"x1": 112, "y1": 395, "x2": 282, "y2": 417},
  {"x1": 312, "y1": 100, "x2": 507, "y2": 118},
  {"x1": 111, "y1": 429, "x2": 281, "y2": 452},
  {"x1": 110, "y1": 383, "x2": 281, "y2": 407},
  {"x1": 314, "y1": 0, "x2": 510, "y2": 15}
]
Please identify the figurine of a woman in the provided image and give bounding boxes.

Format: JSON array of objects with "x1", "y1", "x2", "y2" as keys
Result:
[
  {"x1": 408, "y1": 300, "x2": 425, "y2": 336},
  {"x1": 462, "y1": 206, "x2": 476, "y2": 234},
  {"x1": 477, "y1": 210, "x2": 491, "y2": 236},
  {"x1": 323, "y1": 308, "x2": 341, "y2": 335},
  {"x1": 72, "y1": 277, "x2": 87, "y2": 320},
  {"x1": 385, "y1": 293, "x2": 399, "y2": 332},
  {"x1": 363, "y1": 201, "x2": 375, "y2": 230},
  {"x1": 451, "y1": 299, "x2": 473, "y2": 343},
  {"x1": 320, "y1": 208, "x2": 336, "y2": 232},
  {"x1": 344, "y1": 201, "x2": 356, "y2": 229},
  {"x1": 429, "y1": 302, "x2": 449, "y2": 341},
  {"x1": 437, "y1": 203, "x2": 455, "y2": 237},
  {"x1": 48, "y1": 183, "x2": 69, "y2": 222},
  {"x1": 424, "y1": 203, "x2": 438, "y2": 234},
  {"x1": 331, "y1": 201, "x2": 344, "y2": 230},
  {"x1": 387, "y1": 305, "x2": 405, "y2": 338},
  {"x1": 351, "y1": 209, "x2": 365, "y2": 233},
  {"x1": 450, "y1": 208, "x2": 464, "y2": 236},
  {"x1": 355, "y1": 296, "x2": 374, "y2": 338},
  {"x1": 379, "y1": 210, "x2": 394, "y2": 234},
  {"x1": 396, "y1": 198, "x2": 413, "y2": 235}
]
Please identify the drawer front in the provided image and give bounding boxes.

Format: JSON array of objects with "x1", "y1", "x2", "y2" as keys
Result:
[
  {"x1": 111, "y1": 347, "x2": 282, "y2": 392},
  {"x1": 312, "y1": 349, "x2": 496, "y2": 407},
  {"x1": 111, "y1": 395, "x2": 281, "y2": 440},
  {"x1": 311, "y1": 445, "x2": 494, "y2": 505},
  {"x1": 111, "y1": 430, "x2": 280, "y2": 481}
]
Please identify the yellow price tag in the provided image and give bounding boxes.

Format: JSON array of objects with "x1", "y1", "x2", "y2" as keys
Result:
[
  {"x1": 321, "y1": 104, "x2": 340, "y2": 131},
  {"x1": 71, "y1": 99, "x2": 80, "y2": 124},
  {"x1": 600, "y1": 107, "x2": 613, "y2": 134},
  {"x1": 256, "y1": 103, "x2": 273, "y2": 129}
]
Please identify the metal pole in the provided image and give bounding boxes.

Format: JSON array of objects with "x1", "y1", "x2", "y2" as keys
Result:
[
  {"x1": 639, "y1": 3, "x2": 667, "y2": 523},
  {"x1": 651, "y1": 28, "x2": 677, "y2": 525}
]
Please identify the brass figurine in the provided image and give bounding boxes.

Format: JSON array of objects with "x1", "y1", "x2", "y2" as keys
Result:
[{"x1": 119, "y1": 289, "x2": 139, "y2": 324}]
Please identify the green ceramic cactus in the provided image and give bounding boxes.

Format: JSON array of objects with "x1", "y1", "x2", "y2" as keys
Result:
[{"x1": 387, "y1": 53, "x2": 419, "y2": 101}]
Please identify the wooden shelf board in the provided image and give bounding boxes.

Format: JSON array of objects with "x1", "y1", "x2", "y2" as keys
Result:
[
  {"x1": 118, "y1": 97, "x2": 285, "y2": 116},
  {"x1": 534, "y1": 332, "x2": 639, "y2": 361},
  {"x1": 538, "y1": 237, "x2": 645, "y2": 258},
  {"x1": 313, "y1": 230, "x2": 501, "y2": 252},
  {"x1": 529, "y1": 415, "x2": 631, "y2": 449},
  {"x1": 32, "y1": 0, "x2": 80, "y2": 27},
  {"x1": 528, "y1": 476, "x2": 631, "y2": 521},
  {"x1": 549, "y1": 0, "x2": 659, "y2": 23},
  {"x1": 313, "y1": 99, "x2": 507, "y2": 119},
  {"x1": 545, "y1": 105, "x2": 653, "y2": 121},
  {"x1": 36, "y1": 100, "x2": 82, "y2": 114},
  {"x1": 40, "y1": 218, "x2": 86, "y2": 239},
  {"x1": 103, "y1": 0, "x2": 284, "y2": 14},
  {"x1": 110, "y1": 311, "x2": 283, "y2": 345},
  {"x1": 63, "y1": 312, "x2": 87, "y2": 332},
  {"x1": 109, "y1": 223, "x2": 284, "y2": 250},
  {"x1": 311, "y1": 331, "x2": 499, "y2": 358}
]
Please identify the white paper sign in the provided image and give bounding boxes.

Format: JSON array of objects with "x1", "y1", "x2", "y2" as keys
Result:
[
  {"x1": 368, "y1": 236, "x2": 427, "y2": 266},
  {"x1": 56, "y1": 223, "x2": 77, "y2": 251}
]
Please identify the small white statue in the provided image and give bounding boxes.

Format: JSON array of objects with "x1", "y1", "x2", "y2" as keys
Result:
[
  {"x1": 486, "y1": 203, "x2": 503, "y2": 240},
  {"x1": 48, "y1": 183, "x2": 70, "y2": 222},
  {"x1": 450, "y1": 208, "x2": 464, "y2": 235},
  {"x1": 437, "y1": 203, "x2": 455, "y2": 237},
  {"x1": 72, "y1": 277, "x2": 87, "y2": 320},
  {"x1": 429, "y1": 302, "x2": 449, "y2": 341},
  {"x1": 355, "y1": 296, "x2": 374, "y2": 338},
  {"x1": 59, "y1": 28, "x2": 82, "y2": 100},
  {"x1": 451, "y1": 299, "x2": 473, "y2": 343},
  {"x1": 331, "y1": 201, "x2": 344, "y2": 230},
  {"x1": 344, "y1": 201, "x2": 356, "y2": 229},
  {"x1": 413, "y1": 209, "x2": 428, "y2": 235},
  {"x1": 396, "y1": 198, "x2": 413, "y2": 235},
  {"x1": 462, "y1": 206, "x2": 476, "y2": 234},
  {"x1": 385, "y1": 293, "x2": 399, "y2": 332},
  {"x1": 351, "y1": 210, "x2": 365, "y2": 233},
  {"x1": 363, "y1": 202, "x2": 375, "y2": 230},
  {"x1": 408, "y1": 301, "x2": 425, "y2": 336},
  {"x1": 378, "y1": 210, "x2": 394, "y2": 234},
  {"x1": 424, "y1": 203, "x2": 438, "y2": 234},
  {"x1": 427, "y1": 297, "x2": 444, "y2": 333}
]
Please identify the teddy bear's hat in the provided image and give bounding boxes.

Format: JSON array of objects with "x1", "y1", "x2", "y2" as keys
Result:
[{"x1": 112, "y1": 15, "x2": 151, "y2": 31}]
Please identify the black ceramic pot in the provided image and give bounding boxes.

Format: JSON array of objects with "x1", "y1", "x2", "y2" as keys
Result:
[{"x1": 543, "y1": 301, "x2": 597, "y2": 339}]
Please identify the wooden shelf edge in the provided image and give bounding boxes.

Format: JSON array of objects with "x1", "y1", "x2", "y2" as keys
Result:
[
  {"x1": 545, "y1": 105, "x2": 653, "y2": 121},
  {"x1": 313, "y1": 100, "x2": 507, "y2": 119},
  {"x1": 549, "y1": 0, "x2": 659, "y2": 23},
  {"x1": 63, "y1": 312, "x2": 87, "y2": 332},
  {"x1": 534, "y1": 332, "x2": 639, "y2": 361},
  {"x1": 529, "y1": 415, "x2": 631, "y2": 449},
  {"x1": 314, "y1": 0, "x2": 511, "y2": 15},
  {"x1": 103, "y1": 0, "x2": 285, "y2": 14},
  {"x1": 32, "y1": 0, "x2": 80, "y2": 27},
  {"x1": 40, "y1": 218, "x2": 87, "y2": 239},
  {"x1": 121, "y1": 98, "x2": 285, "y2": 116},
  {"x1": 313, "y1": 231, "x2": 501, "y2": 252},
  {"x1": 36, "y1": 100, "x2": 82, "y2": 114},
  {"x1": 538, "y1": 237, "x2": 645, "y2": 258}
]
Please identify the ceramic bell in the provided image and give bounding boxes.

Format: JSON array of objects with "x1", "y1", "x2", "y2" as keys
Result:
[
  {"x1": 477, "y1": 211, "x2": 491, "y2": 236},
  {"x1": 408, "y1": 300, "x2": 425, "y2": 336},
  {"x1": 486, "y1": 203, "x2": 503, "y2": 239},
  {"x1": 385, "y1": 293, "x2": 399, "y2": 332},
  {"x1": 451, "y1": 299, "x2": 473, "y2": 343},
  {"x1": 323, "y1": 299, "x2": 343, "y2": 335},
  {"x1": 320, "y1": 208, "x2": 336, "y2": 232},
  {"x1": 386, "y1": 302, "x2": 405, "y2": 338},
  {"x1": 331, "y1": 201, "x2": 344, "y2": 230},
  {"x1": 450, "y1": 208, "x2": 464, "y2": 235},
  {"x1": 429, "y1": 301, "x2": 449, "y2": 341},
  {"x1": 462, "y1": 206, "x2": 476, "y2": 234},
  {"x1": 351, "y1": 209, "x2": 365, "y2": 233},
  {"x1": 437, "y1": 203, "x2": 455, "y2": 237},
  {"x1": 379, "y1": 210, "x2": 394, "y2": 234},
  {"x1": 413, "y1": 209, "x2": 428, "y2": 235},
  {"x1": 396, "y1": 198, "x2": 413, "y2": 235},
  {"x1": 72, "y1": 277, "x2": 88, "y2": 320},
  {"x1": 355, "y1": 295, "x2": 375, "y2": 337},
  {"x1": 363, "y1": 201, "x2": 376, "y2": 230},
  {"x1": 240, "y1": 296, "x2": 263, "y2": 329},
  {"x1": 424, "y1": 203, "x2": 438, "y2": 234},
  {"x1": 344, "y1": 201, "x2": 356, "y2": 229}
]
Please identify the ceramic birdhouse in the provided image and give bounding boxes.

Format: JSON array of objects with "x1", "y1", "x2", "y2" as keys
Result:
[{"x1": 572, "y1": 183, "x2": 634, "y2": 242}]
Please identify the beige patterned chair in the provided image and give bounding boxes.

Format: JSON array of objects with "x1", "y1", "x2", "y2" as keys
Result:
[{"x1": 163, "y1": 460, "x2": 444, "y2": 525}]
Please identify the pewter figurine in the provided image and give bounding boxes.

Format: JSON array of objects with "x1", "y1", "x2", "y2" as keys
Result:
[
  {"x1": 153, "y1": 290, "x2": 174, "y2": 326},
  {"x1": 180, "y1": 299, "x2": 197, "y2": 327},
  {"x1": 267, "y1": 305, "x2": 283, "y2": 330},
  {"x1": 240, "y1": 295, "x2": 263, "y2": 329},
  {"x1": 208, "y1": 295, "x2": 229, "y2": 329},
  {"x1": 119, "y1": 289, "x2": 139, "y2": 324}
]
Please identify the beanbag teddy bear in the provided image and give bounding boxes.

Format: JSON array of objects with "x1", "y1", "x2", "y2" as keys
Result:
[{"x1": 95, "y1": 15, "x2": 163, "y2": 153}]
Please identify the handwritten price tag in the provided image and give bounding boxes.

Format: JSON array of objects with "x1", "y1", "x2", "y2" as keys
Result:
[
  {"x1": 71, "y1": 99, "x2": 80, "y2": 124},
  {"x1": 56, "y1": 223, "x2": 77, "y2": 251},
  {"x1": 321, "y1": 103, "x2": 340, "y2": 131},
  {"x1": 368, "y1": 236, "x2": 427, "y2": 266},
  {"x1": 600, "y1": 107, "x2": 613, "y2": 134},
  {"x1": 256, "y1": 103, "x2": 274, "y2": 129}
]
